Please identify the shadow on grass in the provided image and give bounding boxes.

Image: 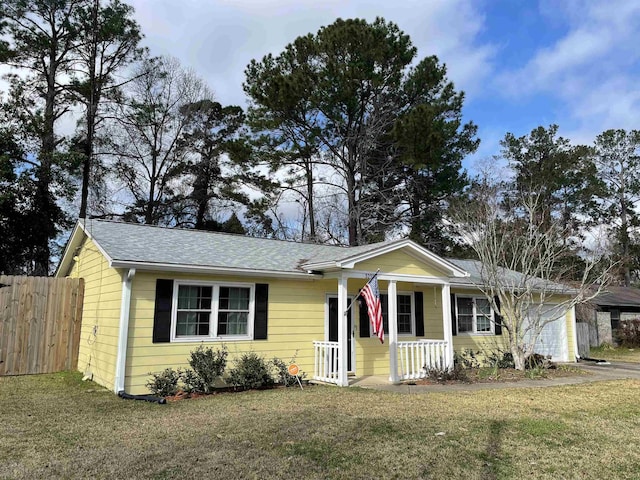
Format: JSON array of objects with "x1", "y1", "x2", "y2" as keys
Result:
[{"x1": 483, "y1": 420, "x2": 508, "y2": 480}]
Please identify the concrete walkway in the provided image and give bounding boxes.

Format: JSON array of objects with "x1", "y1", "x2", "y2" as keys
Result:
[{"x1": 348, "y1": 361, "x2": 640, "y2": 394}]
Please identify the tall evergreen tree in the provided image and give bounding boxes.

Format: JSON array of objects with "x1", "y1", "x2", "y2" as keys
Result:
[
  {"x1": 500, "y1": 125, "x2": 599, "y2": 248},
  {"x1": 245, "y1": 18, "x2": 476, "y2": 246},
  {"x1": 1, "y1": 0, "x2": 84, "y2": 274},
  {"x1": 69, "y1": 0, "x2": 144, "y2": 219},
  {"x1": 389, "y1": 56, "x2": 478, "y2": 252},
  {"x1": 177, "y1": 99, "x2": 247, "y2": 229},
  {"x1": 593, "y1": 129, "x2": 640, "y2": 286},
  {"x1": 245, "y1": 18, "x2": 412, "y2": 245}
]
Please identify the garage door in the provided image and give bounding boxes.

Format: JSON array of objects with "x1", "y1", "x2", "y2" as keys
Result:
[{"x1": 524, "y1": 305, "x2": 568, "y2": 361}]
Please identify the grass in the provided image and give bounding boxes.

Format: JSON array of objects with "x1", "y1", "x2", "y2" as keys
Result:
[
  {"x1": 2, "y1": 372, "x2": 640, "y2": 479},
  {"x1": 590, "y1": 345, "x2": 640, "y2": 363}
]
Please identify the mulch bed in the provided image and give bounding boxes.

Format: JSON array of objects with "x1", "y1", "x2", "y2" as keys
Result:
[{"x1": 411, "y1": 366, "x2": 589, "y2": 386}]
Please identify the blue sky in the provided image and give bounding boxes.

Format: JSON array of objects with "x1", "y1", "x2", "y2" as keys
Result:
[{"x1": 129, "y1": 0, "x2": 640, "y2": 171}]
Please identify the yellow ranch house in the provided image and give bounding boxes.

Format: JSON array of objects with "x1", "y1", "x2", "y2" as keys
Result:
[{"x1": 56, "y1": 220, "x2": 579, "y2": 395}]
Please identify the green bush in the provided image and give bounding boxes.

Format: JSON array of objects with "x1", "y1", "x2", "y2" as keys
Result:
[
  {"x1": 146, "y1": 368, "x2": 180, "y2": 396},
  {"x1": 485, "y1": 350, "x2": 552, "y2": 370},
  {"x1": 616, "y1": 319, "x2": 640, "y2": 347},
  {"x1": 187, "y1": 345, "x2": 228, "y2": 393},
  {"x1": 456, "y1": 349, "x2": 482, "y2": 369},
  {"x1": 180, "y1": 368, "x2": 202, "y2": 394},
  {"x1": 227, "y1": 352, "x2": 275, "y2": 390}
]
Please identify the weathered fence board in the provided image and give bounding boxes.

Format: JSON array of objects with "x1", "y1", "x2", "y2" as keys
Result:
[
  {"x1": 0, "y1": 275, "x2": 84, "y2": 375},
  {"x1": 576, "y1": 322, "x2": 591, "y2": 358}
]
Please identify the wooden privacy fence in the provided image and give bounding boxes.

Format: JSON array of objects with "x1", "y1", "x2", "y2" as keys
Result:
[
  {"x1": 576, "y1": 322, "x2": 591, "y2": 358},
  {"x1": 0, "y1": 275, "x2": 84, "y2": 375}
]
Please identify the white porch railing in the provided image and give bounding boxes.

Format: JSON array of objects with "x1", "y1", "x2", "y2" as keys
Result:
[
  {"x1": 313, "y1": 341, "x2": 340, "y2": 384},
  {"x1": 398, "y1": 339, "x2": 448, "y2": 381}
]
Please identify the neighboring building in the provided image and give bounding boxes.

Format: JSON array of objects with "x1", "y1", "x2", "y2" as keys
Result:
[
  {"x1": 588, "y1": 287, "x2": 640, "y2": 345},
  {"x1": 56, "y1": 220, "x2": 579, "y2": 395}
]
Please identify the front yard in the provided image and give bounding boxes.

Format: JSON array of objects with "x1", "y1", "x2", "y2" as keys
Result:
[
  {"x1": 2, "y1": 372, "x2": 640, "y2": 479},
  {"x1": 590, "y1": 345, "x2": 640, "y2": 363}
]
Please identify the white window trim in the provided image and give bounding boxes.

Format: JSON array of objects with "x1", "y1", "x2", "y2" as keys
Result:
[
  {"x1": 170, "y1": 280, "x2": 255, "y2": 342},
  {"x1": 455, "y1": 294, "x2": 495, "y2": 335},
  {"x1": 368, "y1": 291, "x2": 415, "y2": 337}
]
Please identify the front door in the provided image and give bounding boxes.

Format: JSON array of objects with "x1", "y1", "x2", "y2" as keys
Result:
[{"x1": 328, "y1": 296, "x2": 354, "y2": 372}]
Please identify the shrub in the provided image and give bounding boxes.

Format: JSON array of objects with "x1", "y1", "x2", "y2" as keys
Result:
[
  {"x1": 485, "y1": 350, "x2": 553, "y2": 370},
  {"x1": 424, "y1": 360, "x2": 468, "y2": 383},
  {"x1": 187, "y1": 345, "x2": 228, "y2": 393},
  {"x1": 180, "y1": 368, "x2": 203, "y2": 394},
  {"x1": 485, "y1": 350, "x2": 515, "y2": 369},
  {"x1": 456, "y1": 349, "x2": 482, "y2": 369},
  {"x1": 146, "y1": 368, "x2": 180, "y2": 396},
  {"x1": 227, "y1": 352, "x2": 275, "y2": 390},
  {"x1": 617, "y1": 319, "x2": 640, "y2": 347}
]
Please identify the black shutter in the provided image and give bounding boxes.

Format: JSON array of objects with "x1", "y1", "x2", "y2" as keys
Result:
[
  {"x1": 254, "y1": 283, "x2": 269, "y2": 340},
  {"x1": 153, "y1": 279, "x2": 174, "y2": 343},
  {"x1": 414, "y1": 291, "x2": 425, "y2": 337},
  {"x1": 359, "y1": 298, "x2": 370, "y2": 337},
  {"x1": 450, "y1": 293, "x2": 457, "y2": 336},
  {"x1": 494, "y1": 296, "x2": 503, "y2": 336}
]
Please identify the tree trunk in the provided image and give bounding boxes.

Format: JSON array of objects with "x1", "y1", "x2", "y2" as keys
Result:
[
  {"x1": 620, "y1": 193, "x2": 631, "y2": 287},
  {"x1": 79, "y1": 0, "x2": 99, "y2": 219},
  {"x1": 33, "y1": 27, "x2": 60, "y2": 275},
  {"x1": 305, "y1": 158, "x2": 316, "y2": 241}
]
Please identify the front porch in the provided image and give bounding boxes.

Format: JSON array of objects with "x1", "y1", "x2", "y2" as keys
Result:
[
  {"x1": 313, "y1": 338, "x2": 451, "y2": 385},
  {"x1": 304, "y1": 242, "x2": 468, "y2": 387}
]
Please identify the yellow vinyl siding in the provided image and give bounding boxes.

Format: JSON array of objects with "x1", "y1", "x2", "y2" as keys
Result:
[
  {"x1": 354, "y1": 250, "x2": 447, "y2": 277},
  {"x1": 67, "y1": 238, "x2": 122, "y2": 390},
  {"x1": 66, "y1": 235, "x2": 576, "y2": 394},
  {"x1": 450, "y1": 289, "x2": 576, "y2": 361},
  {"x1": 124, "y1": 272, "x2": 335, "y2": 393},
  {"x1": 353, "y1": 281, "x2": 447, "y2": 376}
]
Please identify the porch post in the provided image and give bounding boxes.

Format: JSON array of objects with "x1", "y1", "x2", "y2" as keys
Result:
[
  {"x1": 441, "y1": 283, "x2": 454, "y2": 369},
  {"x1": 337, "y1": 275, "x2": 349, "y2": 387},
  {"x1": 388, "y1": 280, "x2": 399, "y2": 383}
]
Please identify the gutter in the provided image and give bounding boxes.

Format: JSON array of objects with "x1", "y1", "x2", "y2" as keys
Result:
[
  {"x1": 109, "y1": 260, "x2": 321, "y2": 280},
  {"x1": 114, "y1": 268, "x2": 136, "y2": 393}
]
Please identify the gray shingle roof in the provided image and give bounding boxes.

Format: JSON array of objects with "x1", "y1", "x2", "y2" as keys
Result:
[
  {"x1": 594, "y1": 286, "x2": 640, "y2": 308},
  {"x1": 447, "y1": 258, "x2": 570, "y2": 292},
  {"x1": 79, "y1": 219, "x2": 395, "y2": 273}
]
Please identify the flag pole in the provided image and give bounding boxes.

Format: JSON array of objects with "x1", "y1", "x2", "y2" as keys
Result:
[{"x1": 343, "y1": 269, "x2": 380, "y2": 316}]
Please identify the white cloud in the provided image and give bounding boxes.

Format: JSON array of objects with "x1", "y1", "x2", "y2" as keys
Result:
[
  {"x1": 496, "y1": 0, "x2": 640, "y2": 143},
  {"x1": 128, "y1": 0, "x2": 496, "y2": 106}
]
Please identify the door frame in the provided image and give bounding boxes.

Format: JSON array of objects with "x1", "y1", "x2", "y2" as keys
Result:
[{"x1": 326, "y1": 294, "x2": 355, "y2": 374}]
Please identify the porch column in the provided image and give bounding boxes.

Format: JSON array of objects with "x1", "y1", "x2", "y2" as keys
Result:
[
  {"x1": 441, "y1": 283, "x2": 454, "y2": 369},
  {"x1": 388, "y1": 280, "x2": 399, "y2": 383},
  {"x1": 337, "y1": 275, "x2": 349, "y2": 387}
]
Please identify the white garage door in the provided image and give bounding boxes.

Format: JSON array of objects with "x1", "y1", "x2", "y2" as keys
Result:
[{"x1": 524, "y1": 305, "x2": 568, "y2": 361}]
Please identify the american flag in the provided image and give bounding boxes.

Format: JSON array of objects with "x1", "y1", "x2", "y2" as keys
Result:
[{"x1": 361, "y1": 274, "x2": 384, "y2": 344}]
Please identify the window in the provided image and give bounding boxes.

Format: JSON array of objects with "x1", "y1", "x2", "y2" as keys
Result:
[
  {"x1": 455, "y1": 296, "x2": 494, "y2": 334},
  {"x1": 378, "y1": 293, "x2": 414, "y2": 335},
  {"x1": 610, "y1": 309, "x2": 620, "y2": 332},
  {"x1": 173, "y1": 282, "x2": 253, "y2": 340}
]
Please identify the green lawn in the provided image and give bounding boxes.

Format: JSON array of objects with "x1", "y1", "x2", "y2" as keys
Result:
[
  {"x1": 2, "y1": 372, "x2": 640, "y2": 479},
  {"x1": 590, "y1": 345, "x2": 640, "y2": 363}
]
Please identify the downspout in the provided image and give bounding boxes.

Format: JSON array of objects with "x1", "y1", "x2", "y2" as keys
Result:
[
  {"x1": 570, "y1": 305, "x2": 580, "y2": 361},
  {"x1": 441, "y1": 284, "x2": 454, "y2": 368},
  {"x1": 114, "y1": 268, "x2": 135, "y2": 393}
]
